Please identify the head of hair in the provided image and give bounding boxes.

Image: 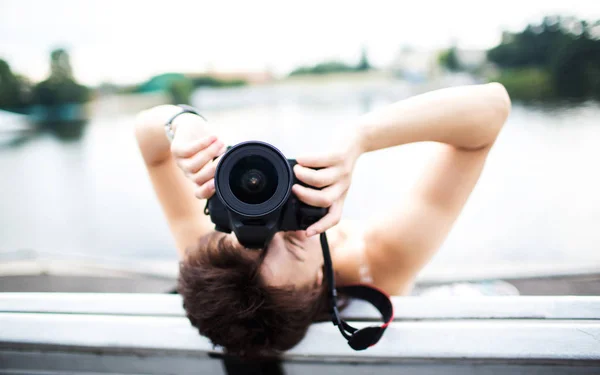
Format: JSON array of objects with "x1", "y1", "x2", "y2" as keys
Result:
[{"x1": 178, "y1": 231, "x2": 330, "y2": 358}]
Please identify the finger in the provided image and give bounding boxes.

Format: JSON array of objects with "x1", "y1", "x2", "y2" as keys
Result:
[
  {"x1": 180, "y1": 140, "x2": 224, "y2": 174},
  {"x1": 306, "y1": 200, "x2": 343, "y2": 236},
  {"x1": 191, "y1": 159, "x2": 218, "y2": 186},
  {"x1": 296, "y1": 152, "x2": 344, "y2": 168},
  {"x1": 189, "y1": 146, "x2": 228, "y2": 186},
  {"x1": 293, "y1": 164, "x2": 341, "y2": 188},
  {"x1": 194, "y1": 179, "x2": 216, "y2": 200},
  {"x1": 171, "y1": 135, "x2": 217, "y2": 158},
  {"x1": 217, "y1": 143, "x2": 228, "y2": 156},
  {"x1": 292, "y1": 183, "x2": 345, "y2": 208}
]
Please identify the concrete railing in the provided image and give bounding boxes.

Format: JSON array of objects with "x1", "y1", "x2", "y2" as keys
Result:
[{"x1": 0, "y1": 293, "x2": 599, "y2": 374}]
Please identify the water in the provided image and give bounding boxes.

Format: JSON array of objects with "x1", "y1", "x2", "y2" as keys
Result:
[{"x1": 1, "y1": 82, "x2": 600, "y2": 276}]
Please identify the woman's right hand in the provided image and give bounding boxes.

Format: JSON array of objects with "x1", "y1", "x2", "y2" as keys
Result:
[{"x1": 170, "y1": 117, "x2": 227, "y2": 199}]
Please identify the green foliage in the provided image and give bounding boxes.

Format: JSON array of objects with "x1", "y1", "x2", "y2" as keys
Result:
[
  {"x1": 487, "y1": 16, "x2": 600, "y2": 100},
  {"x1": 290, "y1": 61, "x2": 358, "y2": 76},
  {"x1": 0, "y1": 59, "x2": 31, "y2": 111},
  {"x1": 490, "y1": 68, "x2": 556, "y2": 101},
  {"x1": 135, "y1": 73, "x2": 247, "y2": 103},
  {"x1": 191, "y1": 76, "x2": 246, "y2": 88},
  {"x1": 1, "y1": 50, "x2": 90, "y2": 113},
  {"x1": 168, "y1": 78, "x2": 194, "y2": 105},
  {"x1": 290, "y1": 47, "x2": 374, "y2": 76},
  {"x1": 116, "y1": 84, "x2": 140, "y2": 94},
  {"x1": 135, "y1": 73, "x2": 187, "y2": 93},
  {"x1": 31, "y1": 78, "x2": 89, "y2": 105},
  {"x1": 356, "y1": 46, "x2": 371, "y2": 71},
  {"x1": 49, "y1": 49, "x2": 73, "y2": 80},
  {"x1": 31, "y1": 49, "x2": 90, "y2": 105},
  {"x1": 439, "y1": 47, "x2": 462, "y2": 72}
]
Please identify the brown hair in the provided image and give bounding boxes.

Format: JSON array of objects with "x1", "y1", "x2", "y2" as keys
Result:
[{"x1": 178, "y1": 231, "x2": 330, "y2": 357}]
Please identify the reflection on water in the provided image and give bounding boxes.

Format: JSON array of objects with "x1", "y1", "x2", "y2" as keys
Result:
[
  {"x1": 1, "y1": 83, "x2": 600, "y2": 275},
  {"x1": 0, "y1": 119, "x2": 88, "y2": 149},
  {"x1": 43, "y1": 120, "x2": 89, "y2": 141}
]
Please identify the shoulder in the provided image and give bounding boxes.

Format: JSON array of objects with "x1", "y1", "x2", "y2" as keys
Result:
[
  {"x1": 329, "y1": 220, "x2": 373, "y2": 288},
  {"x1": 330, "y1": 220, "x2": 415, "y2": 296},
  {"x1": 327, "y1": 220, "x2": 360, "y2": 249}
]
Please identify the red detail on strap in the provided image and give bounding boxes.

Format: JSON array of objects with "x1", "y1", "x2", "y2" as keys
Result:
[{"x1": 342, "y1": 283, "x2": 395, "y2": 328}]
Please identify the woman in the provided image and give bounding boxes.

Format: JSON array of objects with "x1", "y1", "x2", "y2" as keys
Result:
[{"x1": 135, "y1": 83, "x2": 511, "y2": 356}]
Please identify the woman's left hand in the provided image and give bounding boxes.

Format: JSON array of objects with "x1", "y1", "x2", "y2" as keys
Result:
[{"x1": 292, "y1": 135, "x2": 363, "y2": 236}]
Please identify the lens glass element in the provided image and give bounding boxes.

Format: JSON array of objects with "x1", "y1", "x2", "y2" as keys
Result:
[{"x1": 229, "y1": 155, "x2": 278, "y2": 204}]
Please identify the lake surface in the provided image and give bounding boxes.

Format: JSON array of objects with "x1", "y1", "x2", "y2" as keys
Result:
[{"x1": 1, "y1": 81, "x2": 600, "y2": 276}]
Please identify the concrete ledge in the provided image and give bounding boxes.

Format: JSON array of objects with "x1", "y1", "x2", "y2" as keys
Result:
[
  {"x1": 1, "y1": 254, "x2": 598, "y2": 283},
  {"x1": 1, "y1": 294, "x2": 599, "y2": 374},
  {"x1": 1, "y1": 293, "x2": 599, "y2": 320},
  {"x1": 0, "y1": 312, "x2": 599, "y2": 361}
]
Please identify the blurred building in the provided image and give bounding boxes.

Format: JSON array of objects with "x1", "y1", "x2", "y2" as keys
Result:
[
  {"x1": 455, "y1": 50, "x2": 487, "y2": 71},
  {"x1": 188, "y1": 71, "x2": 274, "y2": 85},
  {"x1": 390, "y1": 47, "x2": 488, "y2": 82},
  {"x1": 389, "y1": 48, "x2": 442, "y2": 82}
]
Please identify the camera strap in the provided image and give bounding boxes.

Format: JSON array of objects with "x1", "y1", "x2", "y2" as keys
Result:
[{"x1": 320, "y1": 233, "x2": 394, "y2": 350}]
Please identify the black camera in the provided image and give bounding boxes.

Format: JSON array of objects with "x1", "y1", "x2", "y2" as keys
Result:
[{"x1": 206, "y1": 141, "x2": 327, "y2": 249}]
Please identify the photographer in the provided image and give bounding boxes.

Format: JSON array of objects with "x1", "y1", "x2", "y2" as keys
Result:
[{"x1": 135, "y1": 83, "x2": 511, "y2": 356}]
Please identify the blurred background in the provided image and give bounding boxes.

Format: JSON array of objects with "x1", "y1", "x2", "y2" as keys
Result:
[{"x1": 1, "y1": 0, "x2": 600, "y2": 290}]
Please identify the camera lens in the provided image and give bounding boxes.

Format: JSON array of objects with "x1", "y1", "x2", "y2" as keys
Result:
[
  {"x1": 215, "y1": 141, "x2": 292, "y2": 217},
  {"x1": 229, "y1": 155, "x2": 278, "y2": 204},
  {"x1": 241, "y1": 169, "x2": 265, "y2": 192}
]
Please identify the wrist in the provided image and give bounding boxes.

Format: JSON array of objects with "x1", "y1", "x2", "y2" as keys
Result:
[
  {"x1": 135, "y1": 105, "x2": 207, "y2": 166},
  {"x1": 171, "y1": 112, "x2": 207, "y2": 139},
  {"x1": 351, "y1": 121, "x2": 368, "y2": 157},
  {"x1": 170, "y1": 112, "x2": 210, "y2": 147},
  {"x1": 165, "y1": 104, "x2": 207, "y2": 141}
]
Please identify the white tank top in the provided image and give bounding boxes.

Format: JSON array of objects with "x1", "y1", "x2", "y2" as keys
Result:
[
  {"x1": 331, "y1": 220, "x2": 374, "y2": 285},
  {"x1": 355, "y1": 230, "x2": 373, "y2": 284},
  {"x1": 358, "y1": 260, "x2": 374, "y2": 283}
]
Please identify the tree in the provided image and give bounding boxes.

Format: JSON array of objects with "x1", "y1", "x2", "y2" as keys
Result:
[
  {"x1": 31, "y1": 49, "x2": 90, "y2": 106},
  {"x1": 49, "y1": 49, "x2": 74, "y2": 81},
  {"x1": 168, "y1": 78, "x2": 194, "y2": 105},
  {"x1": 439, "y1": 47, "x2": 461, "y2": 72},
  {"x1": 289, "y1": 61, "x2": 356, "y2": 76},
  {"x1": 356, "y1": 46, "x2": 371, "y2": 71},
  {"x1": 487, "y1": 16, "x2": 600, "y2": 99},
  {"x1": 0, "y1": 59, "x2": 30, "y2": 111}
]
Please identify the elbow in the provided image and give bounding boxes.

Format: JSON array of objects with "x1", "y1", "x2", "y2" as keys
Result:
[
  {"x1": 133, "y1": 109, "x2": 155, "y2": 160},
  {"x1": 134, "y1": 108, "x2": 152, "y2": 144},
  {"x1": 133, "y1": 106, "x2": 172, "y2": 166},
  {"x1": 477, "y1": 82, "x2": 511, "y2": 148},
  {"x1": 134, "y1": 111, "x2": 143, "y2": 137},
  {"x1": 459, "y1": 83, "x2": 511, "y2": 152},
  {"x1": 133, "y1": 109, "x2": 155, "y2": 165},
  {"x1": 487, "y1": 82, "x2": 511, "y2": 128}
]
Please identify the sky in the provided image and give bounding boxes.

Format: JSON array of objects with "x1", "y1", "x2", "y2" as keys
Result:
[{"x1": 1, "y1": 0, "x2": 599, "y2": 86}]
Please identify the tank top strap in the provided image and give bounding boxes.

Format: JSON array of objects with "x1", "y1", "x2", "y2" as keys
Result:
[{"x1": 357, "y1": 240, "x2": 373, "y2": 284}]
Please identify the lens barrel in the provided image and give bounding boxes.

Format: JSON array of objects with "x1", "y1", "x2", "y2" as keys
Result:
[
  {"x1": 229, "y1": 156, "x2": 278, "y2": 205},
  {"x1": 214, "y1": 141, "x2": 292, "y2": 217}
]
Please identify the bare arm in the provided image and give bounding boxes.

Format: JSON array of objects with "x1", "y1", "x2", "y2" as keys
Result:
[
  {"x1": 358, "y1": 83, "x2": 511, "y2": 294},
  {"x1": 359, "y1": 83, "x2": 510, "y2": 153},
  {"x1": 134, "y1": 105, "x2": 224, "y2": 258}
]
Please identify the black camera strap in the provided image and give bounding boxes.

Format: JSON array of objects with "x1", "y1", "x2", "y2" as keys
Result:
[{"x1": 320, "y1": 233, "x2": 394, "y2": 350}]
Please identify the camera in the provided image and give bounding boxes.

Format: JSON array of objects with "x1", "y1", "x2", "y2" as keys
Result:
[{"x1": 206, "y1": 141, "x2": 327, "y2": 249}]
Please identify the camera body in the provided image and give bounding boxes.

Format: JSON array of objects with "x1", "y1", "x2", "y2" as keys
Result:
[{"x1": 206, "y1": 141, "x2": 327, "y2": 249}]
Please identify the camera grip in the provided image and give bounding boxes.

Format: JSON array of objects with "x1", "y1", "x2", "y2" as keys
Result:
[
  {"x1": 287, "y1": 159, "x2": 322, "y2": 189},
  {"x1": 287, "y1": 159, "x2": 328, "y2": 228}
]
